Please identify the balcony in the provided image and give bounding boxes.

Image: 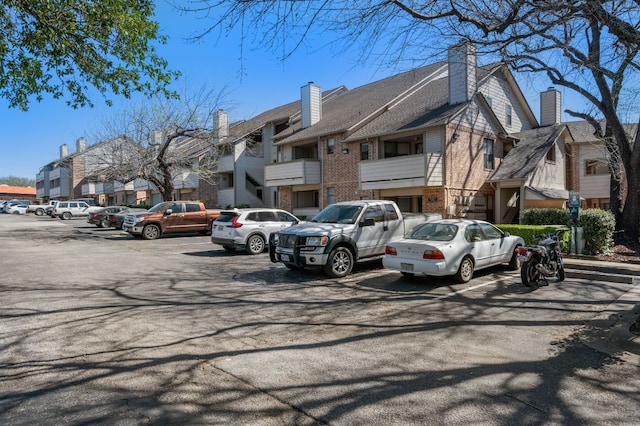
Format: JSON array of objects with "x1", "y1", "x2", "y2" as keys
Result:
[
  {"x1": 218, "y1": 154, "x2": 234, "y2": 173},
  {"x1": 264, "y1": 159, "x2": 321, "y2": 187},
  {"x1": 82, "y1": 182, "x2": 102, "y2": 196},
  {"x1": 359, "y1": 153, "x2": 443, "y2": 190},
  {"x1": 174, "y1": 172, "x2": 198, "y2": 189}
]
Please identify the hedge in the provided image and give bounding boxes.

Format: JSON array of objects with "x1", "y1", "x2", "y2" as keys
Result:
[{"x1": 498, "y1": 208, "x2": 615, "y2": 255}]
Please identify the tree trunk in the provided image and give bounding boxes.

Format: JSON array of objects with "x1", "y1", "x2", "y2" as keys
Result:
[
  {"x1": 618, "y1": 167, "x2": 640, "y2": 244},
  {"x1": 609, "y1": 165, "x2": 624, "y2": 232}
]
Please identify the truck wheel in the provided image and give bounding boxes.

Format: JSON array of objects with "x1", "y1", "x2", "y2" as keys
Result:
[
  {"x1": 324, "y1": 246, "x2": 354, "y2": 278},
  {"x1": 62, "y1": 212, "x2": 72, "y2": 220},
  {"x1": 142, "y1": 224, "x2": 161, "y2": 240},
  {"x1": 246, "y1": 235, "x2": 265, "y2": 255},
  {"x1": 454, "y1": 256, "x2": 474, "y2": 283},
  {"x1": 35, "y1": 208, "x2": 44, "y2": 216}
]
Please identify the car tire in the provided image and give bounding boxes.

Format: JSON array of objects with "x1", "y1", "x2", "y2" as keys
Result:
[
  {"x1": 508, "y1": 248, "x2": 521, "y2": 270},
  {"x1": 142, "y1": 224, "x2": 161, "y2": 240},
  {"x1": 223, "y1": 245, "x2": 236, "y2": 252},
  {"x1": 100, "y1": 218, "x2": 110, "y2": 228},
  {"x1": 62, "y1": 212, "x2": 72, "y2": 220},
  {"x1": 35, "y1": 208, "x2": 44, "y2": 216},
  {"x1": 324, "y1": 246, "x2": 354, "y2": 278},
  {"x1": 454, "y1": 256, "x2": 474, "y2": 283},
  {"x1": 12, "y1": 211, "x2": 20, "y2": 215},
  {"x1": 246, "y1": 235, "x2": 265, "y2": 255}
]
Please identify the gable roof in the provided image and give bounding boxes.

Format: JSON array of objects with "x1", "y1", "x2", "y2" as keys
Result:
[
  {"x1": 343, "y1": 64, "x2": 503, "y2": 142},
  {"x1": 488, "y1": 124, "x2": 567, "y2": 181},
  {"x1": 275, "y1": 62, "x2": 449, "y2": 144}
]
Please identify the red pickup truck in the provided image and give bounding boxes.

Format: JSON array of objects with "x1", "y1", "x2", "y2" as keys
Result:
[{"x1": 122, "y1": 201, "x2": 221, "y2": 240}]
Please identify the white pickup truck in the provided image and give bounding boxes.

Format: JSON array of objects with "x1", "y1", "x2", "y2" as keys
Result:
[
  {"x1": 27, "y1": 200, "x2": 57, "y2": 216},
  {"x1": 269, "y1": 200, "x2": 441, "y2": 277}
]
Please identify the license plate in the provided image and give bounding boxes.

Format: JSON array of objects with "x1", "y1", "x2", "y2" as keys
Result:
[
  {"x1": 280, "y1": 254, "x2": 291, "y2": 262},
  {"x1": 400, "y1": 262, "x2": 414, "y2": 272},
  {"x1": 218, "y1": 225, "x2": 224, "y2": 231}
]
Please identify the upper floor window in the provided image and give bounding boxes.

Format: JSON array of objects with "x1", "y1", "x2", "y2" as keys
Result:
[
  {"x1": 327, "y1": 138, "x2": 335, "y2": 155},
  {"x1": 505, "y1": 104, "x2": 512, "y2": 126},
  {"x1": 360, "y1": 142, "x2": 369, "y2": 161},
  {"x1": 546, "y1": 144, "x2": 556, "y2": 162},
  {"x1": 483, "y1": 139, "x2": 494, "y2": 170},
  {"x1": 585, "y1": 159, "x2": 608, "y2": 175}
]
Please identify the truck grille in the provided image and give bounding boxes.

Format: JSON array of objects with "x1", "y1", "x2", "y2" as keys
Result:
[
  {"x1": 279, "y1": 234, "x2": 298, "y2": 248},
  {"x1": 123, "y1": 215, "x2": 137, "y2": 227}
]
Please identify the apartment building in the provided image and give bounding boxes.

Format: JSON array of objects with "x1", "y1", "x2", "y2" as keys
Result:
[{"x1": 265, "y1": 41, "x2": 573, "y2": 222}]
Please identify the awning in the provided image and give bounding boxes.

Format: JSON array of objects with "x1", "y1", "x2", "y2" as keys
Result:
[{"x1": 525, "y1": 186, "x2": 572, "y2": 200}]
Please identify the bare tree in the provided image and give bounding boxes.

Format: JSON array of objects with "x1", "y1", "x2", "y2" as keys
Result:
[
  {"x1": 181, "y1": 0, "x2": 640, "y2": 243},
  {"x1": 92, "y1": 86, "x2": 229, "y2": 202}
]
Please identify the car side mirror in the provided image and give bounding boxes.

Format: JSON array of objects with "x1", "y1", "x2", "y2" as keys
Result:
[
  {"x1": 165, "y1": 209, "x2": 173, "y2": 215},
  {"x1": 360, "y1": 218, "x2": 375, "y2": 227},
  {"x1": 503, "y1": 231, "x2": 510, "y2": 237}
]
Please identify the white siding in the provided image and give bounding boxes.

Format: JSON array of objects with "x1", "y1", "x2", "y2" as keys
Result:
[
  {"x1": 578, "y1": 142, "x2": 610, "y2": 198},
  {"x1": 529, "y1": 140, "x2": 566, "y2": 190},
  {"x1": 424, "y1": 128, "x2": 444, "y2": 152},
  {"x1": 479, "y1": 74, "x2": 534, "y2": 132}
]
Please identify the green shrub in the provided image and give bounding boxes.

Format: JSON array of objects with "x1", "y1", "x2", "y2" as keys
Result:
[
  {"x1": 515, "y1": 208, "x2": 615, "y2": 255},
  {"x1": 520, "y1": 208, "x2": 570, "y2": 226},
  {"x1": 578, "y1": 209, "x2": 615, "y2": 254}
]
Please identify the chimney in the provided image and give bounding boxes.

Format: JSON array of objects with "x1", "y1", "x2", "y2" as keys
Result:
[
  {"x1": 540, "y1": 87, "x2": 562, "y2": 126},
  {"x1": 60, "y1": 144, "x2": 69, "y2": 158},
  {"x1": 448, "y1": 41, "x2": 477, "y2": 105},
  {"x1": 214, "y1": 109, "x2": 229, "y2": 140},
  {"x1": 76, "y1": 137, "x2": 87, "y2": 153},
  {"x1": 301, "y1": 82, "x2": 322, "y2": 129}
]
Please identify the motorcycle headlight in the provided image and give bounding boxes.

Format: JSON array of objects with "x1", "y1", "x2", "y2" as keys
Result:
[{"x1": 305, "y1": 236, "x2": 329, "y2": 246}]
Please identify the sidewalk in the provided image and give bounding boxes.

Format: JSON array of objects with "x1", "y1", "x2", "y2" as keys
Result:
[{"x1": 563, "y1": 256, "x2": 640, "y2": 365}]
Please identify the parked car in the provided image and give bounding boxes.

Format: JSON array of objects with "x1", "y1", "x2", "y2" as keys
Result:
[
  {"x1": 3, "y1": 199, "x2": 31, "y2": 213},
  {"x1": 108, "y1": 208, "x2": 148, "y2": 229},
  {"x1": 211, "y1": 208, "x2": 301, "y2": 255},
  {"x1": 6, "y1": 202, "x2": 29, "y2": 215},
  {"x1": 51, "y1": 200, "x2": 102, "y2": 220},
  {"x1": 382, "y1": 219, "x2": 524, "y2": 283},
  {"x1": 87, "y1": 206, "x2": 131, "y2": 228}
]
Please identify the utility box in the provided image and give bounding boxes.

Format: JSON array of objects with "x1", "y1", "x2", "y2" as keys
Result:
[{"x1": 570, "y1": 226, "x2": 585, "y2": 254}]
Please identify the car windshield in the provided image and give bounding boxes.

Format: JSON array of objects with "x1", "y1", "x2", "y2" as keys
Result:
[
  {"x1": 311, "y1": 205, "x2": 363, "y2": 224},
  {"x1": 147, "y1": 202, "x2": 173, "y2": 213},
  {"x1": 408, "y1": 223, "x2": 458, "y2": 241}
]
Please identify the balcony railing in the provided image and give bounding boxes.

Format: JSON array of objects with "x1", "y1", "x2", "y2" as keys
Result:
[
  {"x1": 218, "y1": 154, "x2": 234, "y2": 173},
  {"x1": 264, "y1": 159, "x2": 321, "y2": 187},
  {"x1": 359, "y1": 153, "x2": 443, "y2": 190}
]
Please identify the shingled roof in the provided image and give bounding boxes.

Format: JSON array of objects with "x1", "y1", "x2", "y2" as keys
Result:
[{"x1": 489, "y1": 124, "x2": 567, "y2": 181}]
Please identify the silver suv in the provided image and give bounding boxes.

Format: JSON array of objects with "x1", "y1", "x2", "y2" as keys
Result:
[{"x1": 211, "y1": 208, "x2": 300, "y2": 255}]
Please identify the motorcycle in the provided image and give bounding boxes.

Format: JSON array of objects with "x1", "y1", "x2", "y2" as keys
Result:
[{"x1": 516, "y1": 229, "x2": 568, "y2": 288}]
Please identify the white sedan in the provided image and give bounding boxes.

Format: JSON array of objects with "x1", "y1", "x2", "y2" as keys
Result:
[
  {"x1": 6, "y1": 203, "x2": 28, "y2": 215},
  {"x1": 383, "y1": 219, "x2": 524, "y2": 283}
]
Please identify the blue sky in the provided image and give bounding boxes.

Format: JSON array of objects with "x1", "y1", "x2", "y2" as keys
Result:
[{"x1": 1, "y1": 2, "x2": 573, "y2": 180}]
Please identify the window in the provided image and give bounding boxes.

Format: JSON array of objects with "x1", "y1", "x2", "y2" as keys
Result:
[
  {"x1": 257, "y1": 211, "x2": 277, "y2": 221},
  {"x1": 186, "y1": 203, "x2": 200, "y2": 212},
  {"x1": 483, "y1": 139, "x2": 494, "y2": 169},
  {"x1": 586, "y1": 159, "x2": 608, "y2": 175},
  {"x1": 170, "y1": 203, "x2": 184, "y2": 213},
  {"x1": 327, "y1": 138, "x2": 335, "y2": 155},
  {"x1": 327, "y1": 187, "x2": 336, "y2": 205},
  {"x1": 464, "y1": 224, "x2": 484, "y2": 242},
  {"x1": 384, "y1": 203, "x2": 399, "y2": 220},
  {"x1": 505, "y1": 105, "x2": 512, "y2": 126},
  {"x1": 360, "y1": 142, "x2": 369, "y2": 161},
  {"x1": 363, "y1": 205, "x2": 384, "y2": 222},
  {"x1": 384, "y1": 141, "x2": 411, "y2": 158},
  {"x1": 277, "y1": 211, "x2": 297, "y2": 222},
  {"x1": 479, "y1": 223, "x2": 502, "y2": 239},
  {"x1": 546, "y1": 145, "x2": 556, "y2": 162}
]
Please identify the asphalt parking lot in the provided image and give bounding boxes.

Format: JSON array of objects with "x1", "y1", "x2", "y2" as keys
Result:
[{"x1": 1, "y1": 213, "x2": 639, "y2": 425}]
